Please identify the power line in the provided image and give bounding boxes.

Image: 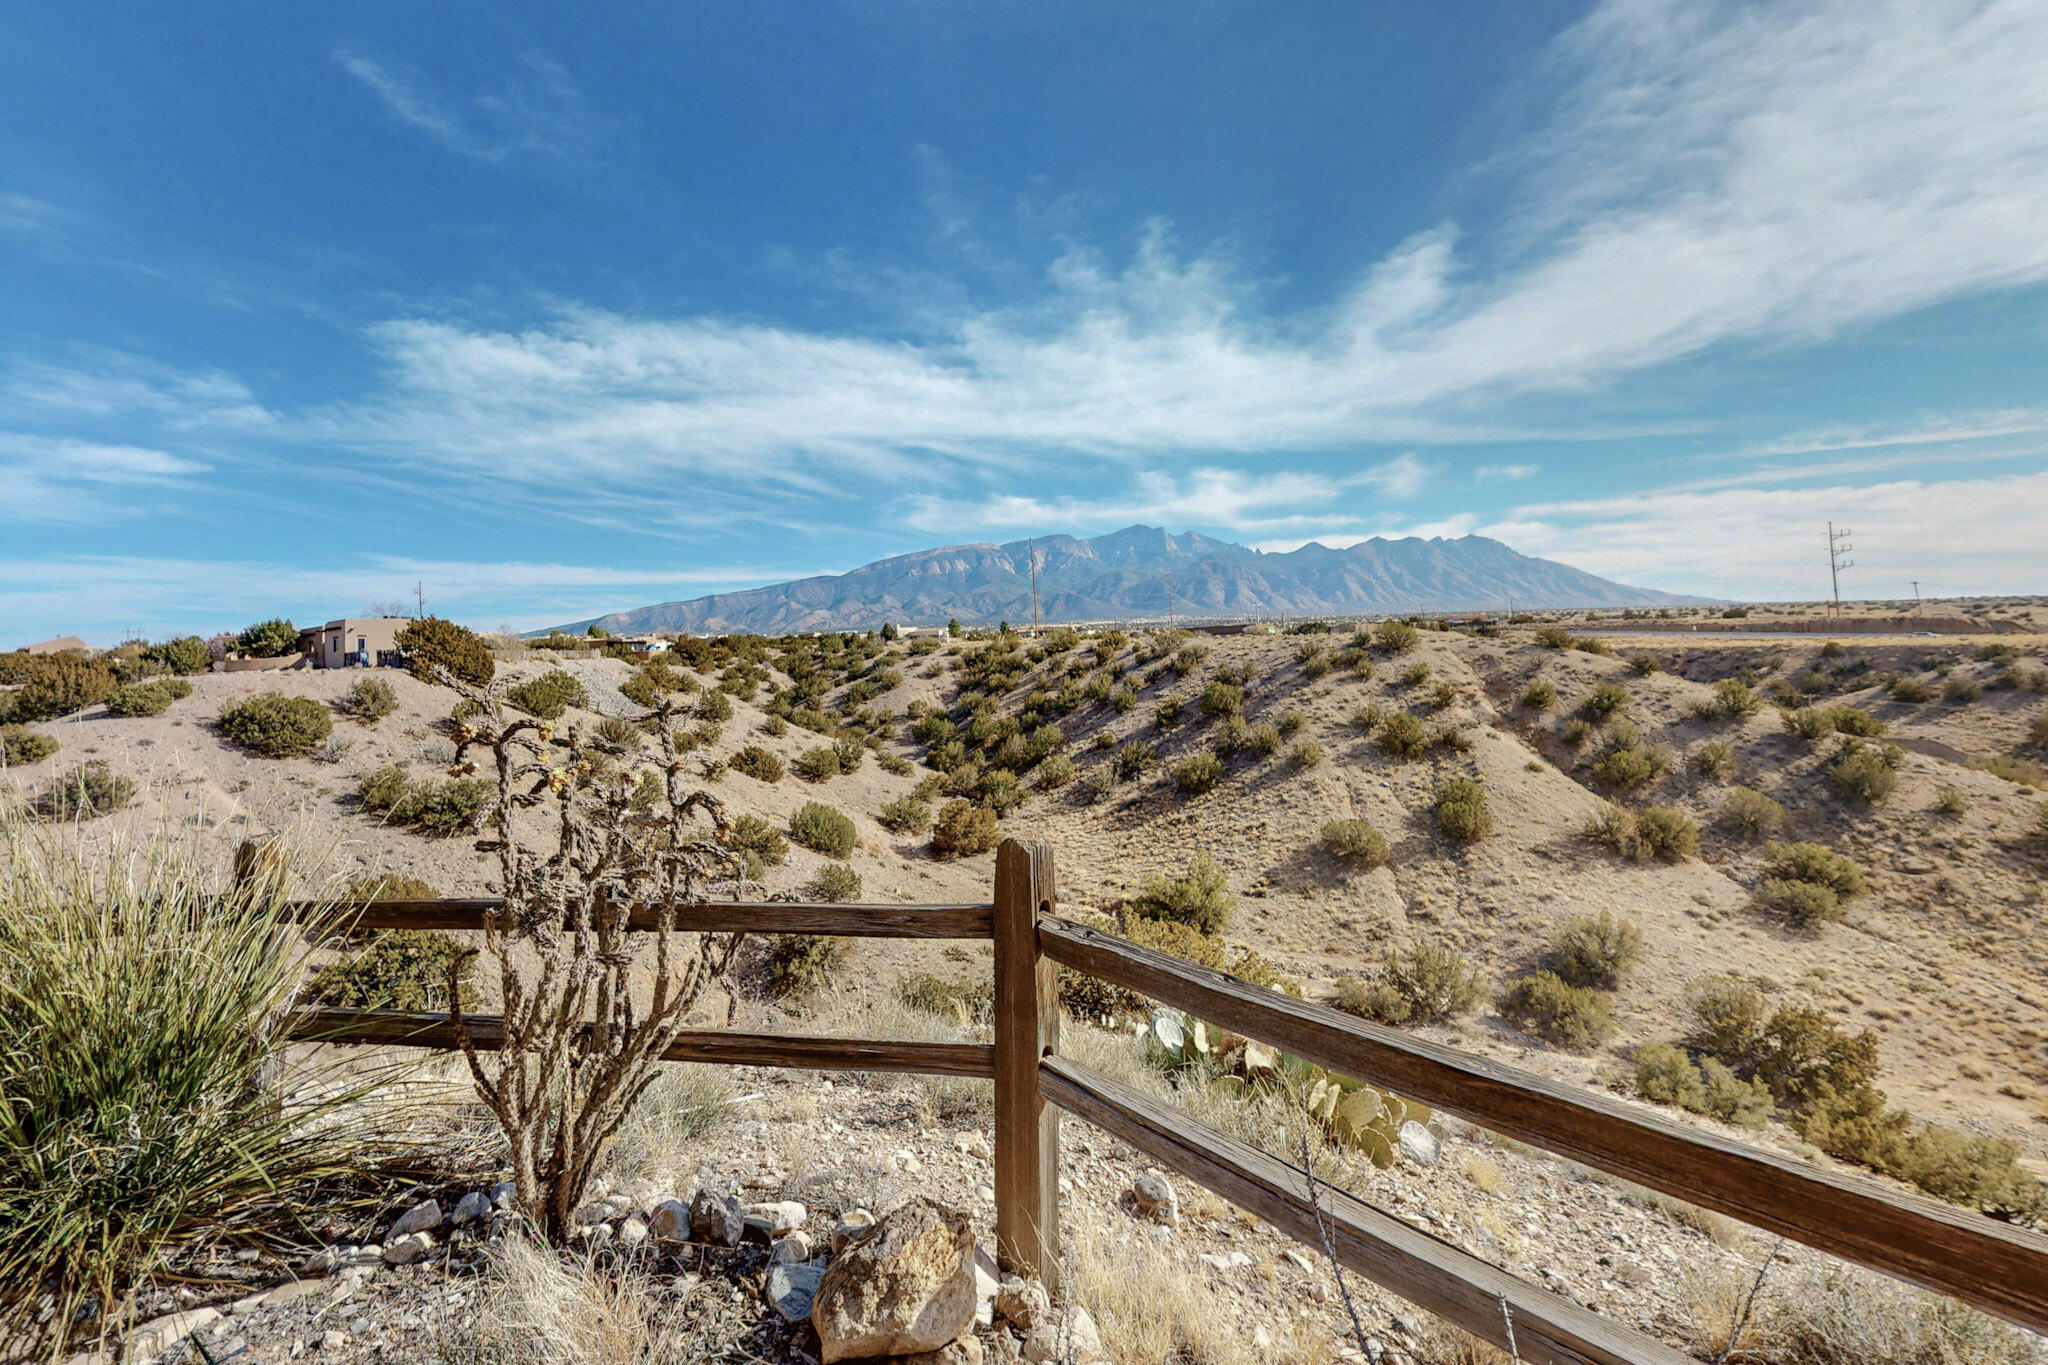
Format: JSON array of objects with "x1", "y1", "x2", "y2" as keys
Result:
[{"x1": 1826, "y1": 522, "x2": 1854, "y2": 617}]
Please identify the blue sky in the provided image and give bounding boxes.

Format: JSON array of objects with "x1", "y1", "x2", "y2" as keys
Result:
[{"x1": 5, "y1": 0, "x2": 2048, "y2": 642}]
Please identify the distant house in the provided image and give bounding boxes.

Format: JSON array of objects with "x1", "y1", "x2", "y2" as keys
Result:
[
  {"x1": 614, "y1": 634, "x2": 673, "y2": 658},
  {"x1": 23, "y1": 635, "x2": 93, "y2": 655},
  {"x1": 310, "y1": 618, "x2": 410, "y2": 669}
]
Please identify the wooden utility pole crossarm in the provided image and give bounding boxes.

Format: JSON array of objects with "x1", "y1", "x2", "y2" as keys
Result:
[{"x1": 993, "y1": 839, "x2": 1061, "y2": 1289}]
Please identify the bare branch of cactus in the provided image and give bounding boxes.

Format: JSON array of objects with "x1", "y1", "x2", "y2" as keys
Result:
[{"x1": 435, "y1": 666, "x2": 751, "y2": 1242}]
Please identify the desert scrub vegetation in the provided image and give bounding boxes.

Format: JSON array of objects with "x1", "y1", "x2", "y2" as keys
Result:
[
  {"x1": 1756, "y1": 841, "x2": 1865, "y2": 928},
  {"x1": 929, "y1": 797, "x2": 999, "y2": 859},
  {"x1": 1060, "y1": 915, "x2": 1285, "y2": 1020},
  {"x1": 1433, "y1": 776, "x2": 1493, "y2": 842},
  {"x1": 1544, "y1": 910, "x2": 1643, "y2": 988},
  {"x1": 1198, "y1": 679, "x2": 1244, "y2": 717},
  {"x1": 1496, "y1": 970, "x2": 1616, "y2": 1048},
  {"x1": 234, "y1": 617, "x2": 298, "y2": 658},
  {"x1": 1828, "y1": 738, "x2": 1902, "y2": 803},
  {"x1": 1588, "y1": 725, "x2": 1675, "y2": 790},
  {"x1": 1320, "y1": 818, "x2": 1390, "y2": 870},
  {"x1": 335, "y1": 675, "x2": 398, "y2": 724},
  {"x1": 1686, "y1": 1262, "x2": 2037, "y2": 1365},
  {"x1": 218, "y1": 691, "x2": 334, "y2": 757},
  {"x1": 762, "y1": 934, "x2": 851, "y2": 998},
  {"x1": 312, "y1": 921, "x2": 472, "y2": 1012},
  {"x1": 1334, "y1": 942, "x2": 1481, "y2": 1025},
  {"x1": 396, "y1": 615, "x2": 494, "y2": 685},
  {"x1": 793, "y1": 744, "x2": 841, "y2": 782},
  {"x1": 1584, "y1": 803, "x2": 1698, "y2": 862},
  {"x1": 104, "y1": 677, "x2": 192, "y2": 717},
  {"x1": 1174, "y1": 748, "x2": 1225, "y2": 795},
  {"x1": 806, "y1": 861, "x2": 862, "y2": 901},
  {"x1": 1373, "y1": 619, "x2": 1419, "y2": 653},
  {"x1": 1519, "y1": 678, "x2": 1557, "y2": 710},
  {"x1": 1701, "y1": 676, "x2": 1764, "y2": 721},
  {"x1": 356, "y1": 763, "x2": 491, "y2": 835},
  {"x1": 0, "y1": 823, "x2": 384, "y2": 1355},
  {"x1": 1580, "y1": 681, "x2": 1631, "y2": 721},
  {"x1": 876, "y1": 795, "x2": 931, "y2": 833},
  {"x1": 1376, "y1": 710, "x2": 1429, "y2": 760},
  {"x1": 3, "y1": 652, "x2": 116, "y2": 721},
  {"x1": 504, "y1": 668, "x2": 587, "y2": 719},
  {"x1": 729, "y1": 743, "x2": 784, "y2": 783},
  {"x1": 1399, "y1": 660, "x2": 1431, "y2": 687},
  {"x1": 1690, "y1": 740, "x2": 1737, "y2": 780},
  {"x1": 140, "y1": 634, "x2": 211, "y2": 675},
  {"x1": 1, "y1": 723, "x2": 58, "y2": 766},
  {"x1": 899, "y1": 971, "x2": 993, "y2": 1025},
  {"x1": 31, "y1": 762, "x2": 136, "y2": 821},
  {"x1": 725, "y1": 813, "x2": 789, "y2": 869},
  {"x1": 1127, "y1": 853, "x2": 1234, "y2": 934},
  {"x1": 1720, "y1": 786, "x2": 1787, "y2": 838},
  {"x1": 787, "y1": 800, "x2": 856, "y2": 857},
  {"x1": 1632, "y1": 1044, "x2": 1773, "y2": 1129}
]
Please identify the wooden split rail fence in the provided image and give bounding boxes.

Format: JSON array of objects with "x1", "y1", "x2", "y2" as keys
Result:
[{"x1": 286, "y1": 839, "x2": 2048, "y2": 1364}]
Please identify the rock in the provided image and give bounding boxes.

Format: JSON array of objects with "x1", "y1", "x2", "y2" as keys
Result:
[
  {"x1": 570, "y1": 1200, "x2": 613, "y2": 1227},
  {"x1": 1130, "y1": 1170, "x2": 1178, "y2": 1225},
  {"x1": 690, "y1": 1190, "x2": 745, "y2": 1246},
  {"x1": 951, "y1": 1130, "x2": 992, "y2": 1160},
  {"x1": 995, "y1": 1276, "x2": 1050, "y2": 1331},
  {"x1": 899, "y1": 1340, "x2": 985, "y2": 1365},
  {"x1": 489, "y1": 1180, "x2": 518, "y2": 1209},
  {"x1": 1021, "y1": 1304, "x2": 1105, "y2": 1364},
  {"x1": 574, "y1": 1222, "x2": 614, "y2": 1247},
  {"x1": 830, "y1": 1208, "x2": 876, "y2": 1253},
  {"x1": 451, "y1": 1191, "x2": 493, "y2": 1225},
  {"x1": 618, "y1": 1216, "x2": 650, "y2": 1246},
  {"x1": 765, "y1": 1256, "x2": 829, "y2": 1323},
  {"x1": 123, "y1": 1308, "x2": 221, "y2": 1364},
  {"x1": 973, "y1": 1249, "x2": 999, "y2": 1328},
  {"x1": 648, "y1": 1199, "x2": 690, "y2": 1242},
  {"x1": 229, "y1": 1291, "x2": 268, "y2": 1316},
  {"x1": 811, "y1": 1197, "x2": 978, "y2": 1363},
  {"x1": 388, "y1": 1199, "x2": 443, "y2": 1239},
  {"x1": 382, "y1": 1232, "x2": 436, "y2": 1265},
  {"x1": 320, "y1": 1330, "x2": 349, "y2": 1351},
  {"x1": 1397, "y1": 1120, "x2": 1441, "y2": 1167},
  {"x1": 769, "y1": 1231, "x2": 813, "y2": 1265},
  {"x1": 893, "y1": 1149, "x2": 923, "y2": 1175},
  {"x1": 264, "y1": 1280, "x2": 326, "y2": 1308},
  {"x1": 743, "y1": 1200, "x2": 807, "y2": 1236}
]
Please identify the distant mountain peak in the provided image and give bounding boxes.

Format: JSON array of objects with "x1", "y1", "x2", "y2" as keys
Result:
[{"x1": 544, "y1": 527, "x2": 1704, "y2": 636}]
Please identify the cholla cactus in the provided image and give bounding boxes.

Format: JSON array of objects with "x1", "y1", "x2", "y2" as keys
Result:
[{"x1": 435, "y1": 668, "x2": 748, "y2": 1242}]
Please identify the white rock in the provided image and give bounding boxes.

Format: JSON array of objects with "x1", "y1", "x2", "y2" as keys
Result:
[
  {"x1": 951, "y1": 1130, "x2": 992, "y2": 1160},
  {"x1": 742, "y1": 1200, "x2": 808, "y2": 1236},
  {"x1": 618, "y1": 1216, "x2": 650, "y2": 1246},
  {"x1": 769, "y1": 1232, "x2": 814, "y2": 1265},
  {"x1": 1130, "y1": 1170, "x2": 1178, "y2": 1226},
  {"x1": 1397, "y1": 1120, "x2": 1441, "y2": 1167},
  {"x1": 451, "y1": 1191, "x2": 493, "y2": 1225},
  {"x1": 382, "y1": 1232, "x2": 435, "y2": 1265},
  {"x1": 388, "y1": 1199, "x2": 443, "y2": 1239},
  {"x1": 123, "y1": 1308, "x2": 220, "y2": 1364}
]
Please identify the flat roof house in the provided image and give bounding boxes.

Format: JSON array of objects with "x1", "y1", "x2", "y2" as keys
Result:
[{"x1": 312, "y1": 617, "x2": 410, "y2": 669}]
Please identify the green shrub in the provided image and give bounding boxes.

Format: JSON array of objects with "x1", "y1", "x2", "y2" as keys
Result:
[
  {"x1": 142, "y1": 635, "x2": 212, "y2": 675},
  {"x1": 311, "y1": 929, "x2": 471, "y2": 1011},
  {"x1": 976, "y1": 768, "x2": 1026, "y2": 815},
  {"x1": 1175, "y1": 750, "x2": 1225, "y2": 795},
  {"x1": 930, "y1": 798, "x2": 1000, "y2": 859},
  {"x1": 1633, "y1": 1046, "x2": 1771, "y2": 1129},
  {"x1": 1887, "y1": 675, "x2": 1937, "y2": 702},
  {"x1": 1754, "y1": 1007, "x2": 1881, "y2": 1107},
  {"x1": 1335, "y1": 943, "x2": 1480, "y2": 1025},
  {"x1": 1764, "y1": 841, "x2": 1865, "y2": 898},
  {"x1": 354, "y1": 764, "x2": 490, "y2": 834},
  {"x1": 789, "y1": 801, "x2": 857, "y2": 858},
  {"x1": 831, "y1": 736, "x2": 866, "y2": 774},
  {"x1": 1376, "y1": 712, "x2": 1429, "y2": 760},
  {"x1": 1690, "y1": 741, "x2": 1736, "y2": 780},
  {"x1": 793, "y1": 746, "x2": 842, "y2": 783},
  {"x1": 875, "y1": 751, "x2": 913, "y2": 776},
  {"x1": 807, "y1": 863, "x2": 862, "y2": 901},
  {"x1": 764, "y1": 935, "x2": 850, "y2": 998},
  {"x1": 1829, "y1": 741, "x2": 1899, "y2": 803},
  {"x1": 1932, "y1": 785, "x2": 1969, "y2": 817},
  {"x1": 726, "y1": 814, "x2": 789, "y2": 867},
  {"x1": 1154, "y1": 696, "x2": 1184, "y2": 731},
  {"x1": 1719, "y1": 786, "x2": 1786, "y2": 838},
  {"x1": 235, "y1": 618, "x2": 299, "y2": 658},
  {"x1": 1, "y1": 724, "x2": 59, "y2": 766},
  {"x1": 1628, "y1": 652, "x2": 1662, "y2": 676},
  {"x1": 1944, "y1": 676, "x2": 1983, "y2": 703},
  {"x1": 33, "y1": 763, "x2": 137, "y2": 821},
  {"x1": 1128, "y1": 854, "x2": 1234, "y2": 935},
  {"x1": 1246, "y1": 721, "x2": 1283, "y2": 757},
  {"x1": 619, "y1": 672, "x2": 665, "y2": 708},
  {"x1": 505, "y1": 669, "x2": 586, "y2": 719},
  {"x1": 1373, "y1": 620, "x2": 1418, "y2": 653},
  {"x1": 698, "y1": 690, "x2": 734, "y2": 723},
  {"x1": 1433, "y1": 776, "x2": 1492, "y2": 842},
  {"x1": 1199, "y1": 680, "x2": 1244, "y2": 717},
  {"x1": 1400, "y1": 661, "x2": 1431, "y2": 687},
  {"x1": 1059, "y1": 916, "x2": 1285, "y2": 1019},
  {"x1": 9, "y1": 654, "x2": 117, "y2": 721},
  {"x1": 732, "y1": 744, "x2": 785, "y2": 783},
  {"x1": 877, "y1": 796, "x2": 931, "y2": 834},
  {"x1": 1496, "y1": 971, "x2": 1615, "y2": 1048},
  {"x1": 1034, "y1": 753, "x2": 1076, "y2": 789},
  {"x1": 1114, "y1": 740, "x2": 1157, "y2": 780},
  {"x1": 1705, "y1": 678, "x2": 1762, "y2": 720},
  {"x1": 1276, "y1": 707, "x2": 1307, "y2": 735},
  {"x1": 1560, "y1": 717, "x2": 1594, "y2": 748},
  {"x1": 395, "y1": 617, "x2": 494, "y2": 686},
  {"x1": 1826, "y1": 705, "x2": 1886, "y2": 737},
  {"x1": 336, "y1": 676, "x2": 398, "y2": 724},
  {"x1": 1590, "y1": 738, "x2": 1673, "y2": 790},
  {"x1": 1758, "y1": 877, "x2": 1842, "y2": 928},
  {"x1": 1547, "y1": 911, "x2": 1642, "y2": 988},
  {"x1": 1783, "y1": 706, "x2": 1834, "y2": 741},
  {"x1": 1210, "y1": 715, "x2": 1252, "y2": 757},
  {"x1": 1682, "y1": 976, "x2": 1770, "y2": 1064},
  {"x1": 899, "y1": 973, "x2": 993, "y2": 1025},
  {"x1": 1287, "y1": 739, "x2": 1325, "y2": 769},
  {"x1": 218, "y1": 692, "x2": 334, "y2": 758},
  {"x1": 105, "y1": 678, "x2": 192, "y2": 718},
  {"x1": 1320, "y1": 819, "x2": 1390, "y2": 870},
  {"x1": 1581, "y1": 682, "x2": 1631, "y2": 720},
  {"x1": 1520, "y1": 679, "x2": 1557, "y2": 710}
]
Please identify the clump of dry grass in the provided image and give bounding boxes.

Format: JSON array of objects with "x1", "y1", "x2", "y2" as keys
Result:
[
  {"x1": 1070, "y1": 1228, "x2": 1330, "y2": 1364},
  {"x1": 1684, "y1": 1263, "x2": 2035, "y2": 1364}
]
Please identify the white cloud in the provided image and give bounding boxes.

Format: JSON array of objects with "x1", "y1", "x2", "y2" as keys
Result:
[
  {"x1": 1475, "y1": 463, "x2": 1538, "y2": 481},
  {"x1": 0, "y1": 433, "x2": 209, "y2": 522},
  {"x1": 333, "y1": 49, "x2": 619, "y2": 165}
]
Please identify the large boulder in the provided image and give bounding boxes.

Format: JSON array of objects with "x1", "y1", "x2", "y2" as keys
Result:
[
  {"x1": 810, "y1": 1198, "x2": 977, "y2": 1363},
  {"x1": 689, "y1": 1189, "x2": 744, "y2": 1247}
]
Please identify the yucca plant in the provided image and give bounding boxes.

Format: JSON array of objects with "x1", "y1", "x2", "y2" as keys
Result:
[{"x1": 0, "y1": 820, "x2": 385, "y2": 1358}]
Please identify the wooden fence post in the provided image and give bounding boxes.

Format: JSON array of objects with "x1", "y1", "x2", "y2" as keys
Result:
[{"x1": 993, "y1": 839, "x2": 1059, "y2": 1290}]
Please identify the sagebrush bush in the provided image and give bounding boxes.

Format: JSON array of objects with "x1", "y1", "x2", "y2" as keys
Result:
[
  {"x1": 1059, "y1": 915, "x2": 1285, "y2": 1019},
  {"x1": 763, "y1": 935, "x2": 850, "y2": 997},
  {"x1": 1590, "y1": 737, "x2": 1673, "y2": 790},
  {"x1": 930, "y1": 798, "x2": 999, "y2": 859},
  {"x1": 1784, "y1": 706, "x2": 1834, "y2": 741},
  {"x1": 219, "y1": 692, "x2": 334, "y2": 757},
  {"x1": 726, "y1": 813, "x2": 789, "y2": 867},
  {"x1": 1400, "y1": 661, "x2": 1431, "y2": 687},
  {"x1": 1377, "y1": 711, "x2": 1429, "y2": 760},
  {"x1": 505, "y1": 668, "x2": 587, "y2": 719},
  {"x1": 1690, "y1": 741, "x2": 1737, "y2": 780},
  {"x1": 1, "y1": 723, "x2": 59, "y2": 766},
  {"x1": 396, "y1": 616, "x2": 494, "y2": 686},
  {"x1": 788, "y1": 801, "x2": 856, "y2": 858},
  {"x1": 589, "y1": 715, "x2": 643, "y2": 754},
  {"x1": 1705, "y1": 677, "x2": 1762, "y2": 720},
  {"x1": 1434, "y1": 776, "x2": 1492, "y2": 842},
  {"x1": 1887, "y1": 674, "x2": 1937, "y2": 703},
  {"x1": 1584, "y1": 803, "x2": 1696, "y2": 862},
  {"x1": 105, "y1": 678, "x2": 192, "y2": 717},
  {"x1": 807, "y1": 862, "x2": 862, "y2": 901},
  {"x1": 32, "y1": 762, "x2": 137, "y2": 821},
  {"x1": 1633, "y1": 1045, "x2": 1772, "y2": 1129},
  {"x1": 355, "y1": 763, "x2": 491, "y2": 835},
  {"x1": 1944, "y1": 676, "x2": 1983, "y2": 703},
  {"x1": 1199, "y1": 680, "x2": 1244, "y2": 717},
  {"x1": 336, "y1": 676, "x2": 398, "y2": 724},
  {"x1": 1682, "y1": 976, "x2": 1771, "y2": 1061},
  {"x1": 1114, "y1": 740, "x2": 1156, "y2": 780},
  {"x1": 8, "y1": 654, "x2": 117, "y2": 721},
  {"x1": 1582, "y1": 682, "x2": 1631, "y2": 720},
  {"x1": 1759, "y1": 877, "x2": 1842, "y2": 928},
  {"x1": 1547, "y1": 911, "x2": 1643, "y2": 988},
  {"x1": 1520, "y1": 678, "x2": 1556, "y2": 710},
  {"x1": 1829, "y1": 740, "x2": 1899, "y2": 803},
  {"x1": 312, "y1": 929, "x2": 472, "y2": 1011},
  {"x1": 1336, "y1": 943, "x2": 1480, "y2": 1025},
  {"x1": 1321, "y1": 818, "x2": 1390, "y2": 870},
  {"x1": 900, "y1": 972, "x2": 993, "y2": 1025},
  {"x1": 1034, "y1": 752, "x2": 1076, "y2": 789},
  {"x1": 1175, "y1": 750, "x2": 1225, "y2": 795},
  {"x1": 877, "y1": 796, "x2": 931, "y2": 834},
  {"x1": 1764, "y1": 840, "x2": 1865, "y2": 898},
  {"x1": 793, "y1": 746, "x2": 841, "y2": 782},
  {"x1": 1373, "y1": 620, "x2": 1418, "y2": 653},
  {"x1": 1246, "y1": 721, "x2": 1283, "y2": 757},
  {"x1": 1128, "y1": 854, "x2": 1234, "y2": 934},
  {"x1": 731, "y1": 744, "x2": 785, "y2": 783},
  {"x1": 1497, "y1": 971, "x2": 1616, "y2": 1048},
  {"x1": 1287, "y1": 738, "x2": 1325, "y2": 769},
  {"x1": 1720, "y1": 786, "x2": 1787, "y2": 838}
]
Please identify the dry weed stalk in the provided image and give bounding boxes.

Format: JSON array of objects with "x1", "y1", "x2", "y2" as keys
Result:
[{"x1": 438, "y1": 671, "x2": 748, "y2": 1242}]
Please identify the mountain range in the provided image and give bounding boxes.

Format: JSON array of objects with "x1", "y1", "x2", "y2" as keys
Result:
[{"x1": 545, "y1": 527, "x2": 1706, "y2": 636}]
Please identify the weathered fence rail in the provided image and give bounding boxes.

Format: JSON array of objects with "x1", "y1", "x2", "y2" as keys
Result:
[{"x1": 286, "y1": 839, "x2": 2048, "y2": 1361}]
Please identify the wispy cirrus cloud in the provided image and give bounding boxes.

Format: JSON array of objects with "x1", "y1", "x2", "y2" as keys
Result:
[
  {"x1": 333, "y1": 48, "x2": 621, "y2": 165},
  {"x1": 0, "y1": 433, "x2": 209, "y2": 522}
]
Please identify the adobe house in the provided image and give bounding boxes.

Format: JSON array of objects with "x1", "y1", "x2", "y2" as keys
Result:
[{"x1": 311, "y1": 618, "x2": 410, "y2": 668}]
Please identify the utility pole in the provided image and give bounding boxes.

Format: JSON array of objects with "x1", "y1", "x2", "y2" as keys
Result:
[
  {"x1": 1912, "y1": 581, "x2": 1921, "y2": 615},
  {"x1": 1028, "y1": 540, "x2": 1040, "y2": 638},
  {"x1": 1166, "y1": 580, "x2": 1175, "y2": 628},
  {"x1": 415, "y1": 581, "x2": 426, "y2": 619},
  {"x1": 1826, "y1": 523, "x2": 1853, "y2": 618}
]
